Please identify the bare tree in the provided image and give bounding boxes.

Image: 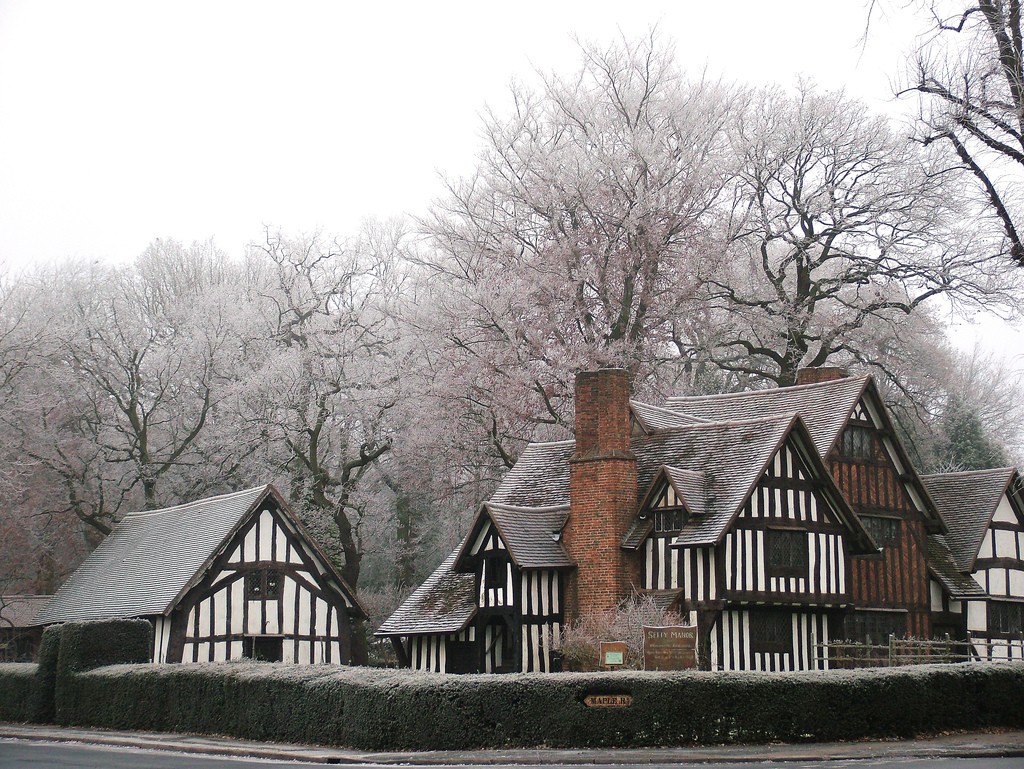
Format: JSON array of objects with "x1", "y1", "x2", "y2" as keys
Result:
[
  {"x1": 11, "y1": 242, "x2": 242, "y2": 540},
  {"x1": 895, "y1": 0, "x2": 1024, "y2": 266}
]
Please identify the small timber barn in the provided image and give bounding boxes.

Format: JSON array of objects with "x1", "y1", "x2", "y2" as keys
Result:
[
  {"x1": 36, "y1": 485, "x2": 365, "y2": 664},
  {"x1": 379, "y1": 368, "x2": 889, "y2": 672}
]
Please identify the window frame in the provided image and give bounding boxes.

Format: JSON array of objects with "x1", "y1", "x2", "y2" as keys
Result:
[
  {"x1": 243, "y1": 635, "x2": 284, "y2": 662},
  {"x1": 860, "y1": 516, "x2": 902, "y2": 548},
  {"x1": 482, "y1": 553, "x2": 507, "y2": 592},
  {"x1": 990, "y1": 601, "x2": 1024, "y2": 635}
]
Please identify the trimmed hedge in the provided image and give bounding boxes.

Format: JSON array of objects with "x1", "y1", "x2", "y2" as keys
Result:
[
  {"x1": 53, "y1": 619, "x2": 151, "y2": 725},
  {"x1": 31, "y1": 625, "x2": 62, "y2": 723},
  {"x1": 60, "y1": 661, "x2": 1024, "y2": 749},
  {"x1": 5, "y1": 618, "x2": 1023, "y2": 749},
  {"x1": 0, "y1": 663, "x2": 38, "y2": 723}
]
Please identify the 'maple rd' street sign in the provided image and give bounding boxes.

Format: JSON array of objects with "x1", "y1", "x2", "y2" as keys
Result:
[
  {"x1": 583, "y1": 694, "x2": 633, "y2": 707},
  {"x1": 643, "y1": 625, "x2": 697, "y2": 670}
]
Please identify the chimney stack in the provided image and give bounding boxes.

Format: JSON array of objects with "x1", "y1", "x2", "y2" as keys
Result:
[
  {"x1": 795, "y1": 366, "x2": 849, "y2": 386},
  {"x1": 564, "y1": 369, "x2": 638, "y2": 625}
]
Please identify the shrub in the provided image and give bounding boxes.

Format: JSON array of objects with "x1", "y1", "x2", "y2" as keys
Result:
[
  {"x1": 31, "y1": 625, "x2": 61, "y2": 723},
  {"x1": 559, "y1": 595, "x2": 681, "y2": 671}
]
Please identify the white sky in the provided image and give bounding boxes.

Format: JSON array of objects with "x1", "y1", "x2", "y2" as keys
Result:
[{"x1": 0, "y1": 0, "x2": 1020, "y2": 363}]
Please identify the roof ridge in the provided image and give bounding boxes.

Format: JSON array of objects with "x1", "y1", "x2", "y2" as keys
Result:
[
  {"x1": 922, "y1": 467, "x2": 1017, "y2": 479},
  {"x1": 485, "y1": 502, "x2": 570, "y2": 514},
  {"x1": 521, "y1": 439, "x2": 576, "y2": 448},
  {"x1": 640, "y1": 412, "x2": 798, "y2": 434},
  {"x1": 667, "y1": 375, "x2": 870, "y2": 402},
  {"x1": 123, "y1": 485, "x2": 268, "y2": 519}
]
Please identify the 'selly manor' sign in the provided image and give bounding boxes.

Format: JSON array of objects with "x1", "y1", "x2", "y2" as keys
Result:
[{"x1": 643, "y1": 625, "x2": 697, "y2": 670}]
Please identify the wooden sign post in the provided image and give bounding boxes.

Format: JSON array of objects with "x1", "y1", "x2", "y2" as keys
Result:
[{"x1": 643, "y1": 625, "x2": 698, "y2": 670}]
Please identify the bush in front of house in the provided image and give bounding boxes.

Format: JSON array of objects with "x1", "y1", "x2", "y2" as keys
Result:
[
  {"x1": 56, "y1": 659, "x2": 1024, "y2": 749},
  {"x1": 559, "y1": 595, "x2": 681, "y2": 671}
]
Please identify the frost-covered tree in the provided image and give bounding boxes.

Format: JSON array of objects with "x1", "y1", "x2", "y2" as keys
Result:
[
  {"x1": 415, "y1": 33, "x2": 740, "y2": 462},
  {"x1": 235, "y1": 229, "x2": 401, "y2": 592},
  {"x1": 699, "y1": 83, "x2": 1012, "y2": 386}
]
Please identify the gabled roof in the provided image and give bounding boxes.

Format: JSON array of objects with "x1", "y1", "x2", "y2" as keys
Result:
[
  {"x1": 35, "y1": 485, "x2": 364, "y2": 624},
  {"x1": 921, "y1": 468, "x2": 1019, "y2": 571},
  {"x1": 667, "y1": 375, "x2": 944, "y2": 531},
  {"x1": 455, "y1": 503, "x2": 573, "y2": 571},
  {"x1": 926, "y1": 535, "x2": 988, "y2": 600},
  {"x1": 376, "y1": 546, "x2": 476, "y2": 636},
  {"x1": 637, "y1": 414, "x2": 798, "y2": 546},
  {"x1": 636, "y1": 415, "x2": 873, "y2": 552},
  {"x1": 0, "y1": 595, "x2": 53, "y2": 629},
  {"x1": 664, "y1": 466, "x2": 707, "y2": 517},
  {"x1": 491, "y1": 413, "x2": 873, "y2": 552},
  {"x1": 665, "y1": 376, "x2": 871, "y2": 458},
  {"x1": 489, "y1": 440, "x2": 574, "y2": 508}
]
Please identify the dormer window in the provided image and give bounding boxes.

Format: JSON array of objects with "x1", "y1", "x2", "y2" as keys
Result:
[
  {"x1": 654, "y1": 507, "x2": 686, "y2": 533},
  {"x1": 649, "y1": 481, "x2": 687, "y2": 533}
]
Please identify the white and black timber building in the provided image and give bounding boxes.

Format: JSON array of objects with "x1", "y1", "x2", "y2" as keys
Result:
[
  {"x1": 378, "y1": 368, "x2": 879, "y2": 672},
  {"x1": 922, "y1": 468, "x2": 1024, "y2": 659},
  {"x1": 36, "y1": 485, "x2": 365, "y2": 664}
]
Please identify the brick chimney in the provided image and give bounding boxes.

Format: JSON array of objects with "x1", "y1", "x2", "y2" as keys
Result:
[
  {"x1": 564, "y1": 369, "x2": 637, "y2": 625},
  {"x1": 795, "y1": 366, "x2": 849, "y2": 386}
]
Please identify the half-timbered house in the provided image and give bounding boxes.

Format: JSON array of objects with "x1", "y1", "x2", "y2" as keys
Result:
[
  {"x1": 379, "y1": 369, "x2": 877, "y2": 672},
  {"x1": 36, "y1": 485, "x2": 365, "y2": 664},
  {"x1": 377, "y1": 502, "x2": 572, "y2": 673},
  {"x1": 922, "y1": 468, "x2": 1024, "y2": 659},
  {"x1": 666, "y1": 369, "x2": 946, "y2": 642}
]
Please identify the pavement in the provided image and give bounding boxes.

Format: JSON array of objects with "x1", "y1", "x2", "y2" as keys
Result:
[{"x1": 2, "y1": 724, "x2": 1024, "y2": 765}]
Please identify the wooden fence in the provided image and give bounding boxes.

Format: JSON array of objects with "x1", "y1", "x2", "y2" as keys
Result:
[{"x1": 817, "y1": 635, "x2": 1024, "y2": 668}]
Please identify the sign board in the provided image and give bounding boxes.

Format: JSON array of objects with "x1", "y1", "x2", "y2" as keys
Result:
[
  {"x1": 599, "y1": 640, "x2": 627, "y2": 668},
  {"x1": 584, "y1": 694, "x2": 633, "y2": 708},
  {"x1": 643, "y1": 625, "x2": 698, "y2": 670}
]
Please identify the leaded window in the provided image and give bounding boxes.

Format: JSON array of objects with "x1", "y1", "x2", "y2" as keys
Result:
[
  {"x1": 766, "y1": 529, "x2": 808, "y2": 576},
  {"x1": 654, "y1": 507, "x2": 686, "y2": 533},
  {"x1": 749, "y1": 611, "x2": 792, "y2": 654},
  {"x1": 840, "y1": 424, "x2": 875, "y2": 460},
  {"x1": 844, "y1": 610, "x2": 907, "y2": 644},
  {"x1": 860, "y1": 516, "x2": 902, "y2": 548},
  {"x1": 246, "y1": 569, "x2": 282, "y2": 600},
  {"x1": 990, "y1": 601, "x2": 1024, "y2": 634}
]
